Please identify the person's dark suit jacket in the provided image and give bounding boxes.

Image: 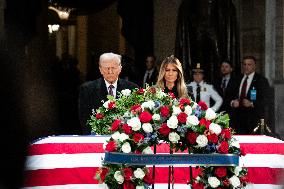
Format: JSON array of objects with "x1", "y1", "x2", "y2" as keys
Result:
[
  {"x1": 233, "y1": 73, "x2": 271, "y2": 134},
  {"x1": 143, "y1": 68, "x2": 158, "y2": 87},
  {"x1": 79, "y1": 78, "x2": 138, "y2": 134},
  {"x1": 214, "y1": 76, "x2": 239, "y2": 113}
]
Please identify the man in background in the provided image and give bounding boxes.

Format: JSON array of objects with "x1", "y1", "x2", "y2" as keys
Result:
[
  {"x1": 142, "y1": 55, "x2": 158, "y2": 87},
  {"x1": 78, "y1": 52, "x2": 138, "y2": 134},
  {"x1": 231, "y1": 56, "x2": 270, "y2": 134},
  {"x1": 214, "y1": 61, "x2": 238, "y2": 128}
]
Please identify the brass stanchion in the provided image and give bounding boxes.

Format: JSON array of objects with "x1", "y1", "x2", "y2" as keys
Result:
[
  {"x1": 152, "y1": 144, "x2": 156, "y2": 189},
  {"x1": 168, "y1": 144, "x2": 174, "y2": 189},
  {"x1": 253, "y1": 118, "x2": 272, "y2": 135}
]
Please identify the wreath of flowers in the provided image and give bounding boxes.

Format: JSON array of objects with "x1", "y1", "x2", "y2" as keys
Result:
[{"x1": 88, "y1": 87, "x2": 249, "y2": 189}]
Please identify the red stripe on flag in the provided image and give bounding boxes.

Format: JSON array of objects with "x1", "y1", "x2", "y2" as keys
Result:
[
  {"x1": 240, "y1": 143, "x2": 284, "y2": 154},
  {"x1": 23, "y1": 167, "x2": 283, "y2": 187},
  {"x1": 28, "y1": 143, "x2": 105, "y2": 155}
]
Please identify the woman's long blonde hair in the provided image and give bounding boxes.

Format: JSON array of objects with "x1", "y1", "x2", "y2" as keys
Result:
[{"x1": 156, "y1": 55, "x2": 188, "y2": 98}]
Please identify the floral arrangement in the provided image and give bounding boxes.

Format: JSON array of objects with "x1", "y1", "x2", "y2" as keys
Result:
[{"x1": 88, "y1": 86, "x2": 248, "y2": 189}]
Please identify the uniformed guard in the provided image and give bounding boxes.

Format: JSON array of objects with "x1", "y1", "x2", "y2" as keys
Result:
[{"x1": 187, "y1": 63, "x2": 223, "y2": 111}]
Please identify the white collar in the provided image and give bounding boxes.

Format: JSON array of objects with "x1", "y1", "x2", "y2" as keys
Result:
[{"x1": 104, "y1": 79, "x2": 118, "y2": 89}]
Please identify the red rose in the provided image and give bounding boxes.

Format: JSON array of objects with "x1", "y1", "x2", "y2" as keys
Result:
[
  {"x1": 223, "y1": 178, "x2": 230, "y2": 187},
  {"x1": 160, "y1": 106, "x2": 170, "y2": 117},
  {"x1": 131, "y1": 104, "x2": 142, "y2": 114},
  {"x1": 137, "y1": 88, "x2": 145, "y2": 94},
  {"x1": 111, "y1": 119, "x2": 121, "y2": 131},
  {"x1": 192, "y1": 182, "x2": 204, "y2": 189},
  {"x1": 207, "y1": 133, "x2": 218, "y2": 144},
  {"x1": 186, "y1": 132, "x2": 198, "y2": 144},
  {"x1": 123, "y1": 167, "x2": 133, "y2": 181},
  {"x1": 214, "y1": 167, "x2": 227, "y2": 178},
  {"x1": 99, "y1": 167, "x2": 109, "y2": 182},
  {"x1": 122, "y1": 124, "x2": 132, "y2": 134},
  {"x1": 179, "y1": 98, "x2": 191, "y2": 106},
  {"x1": 139, "y1": 111, "x2": 152, "y2": 123},
  {"x1": 198, "y1": 101, "x2": 208, "y2": 110},
  {"x1": 123, "y1": 181, "x2": 135, "y2": 189},
  {"x1": 221, "y1": 128, "x2": 231, "y2": 139},
  {"x1": 158, "y1": 123, "x2": 171, "y2": 136},
  {"x1": 143, "y1": 173, "x2": 154, "y2": 184},
  {"x1": 199, "y1": 118, "x2": 211, "y2": 129},
  {"x1": 108, "y1": 101, "x2": 116, "y2": 109},
  {"x1": 218, "y1": 141, "x2": 229, "y2": 154},
  {"x1": 105, "y1": 141, "x2": 116, "y2": 152},
  {"x1": 177, "y1": 112, "x2": 188, "y2": 124},
  {"x1": 133, "y1": 133, "x2": 144, "y2": 143},
  {"x1": 134, "y1": 149, "x2": 142, "y2": 154},
  {"x1": 168, "y1": 92, "x2": 176, "y2": 99},
  {"x1": 240, "y1": 176, "x2": 249, "y2": 183},
  {"x1": 148, "y1": 87, "x2": 156, "y2": 94},
  {"x1": 95, "y1": 113, "x2": 104, "y2": 119}
]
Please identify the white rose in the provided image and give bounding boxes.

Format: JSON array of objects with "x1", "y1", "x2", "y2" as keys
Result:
[
  {"x1": 152, "y1": 114, "x2": 161, "y2": 121},
  {"x1": 209, "y1": 123, "x2": 222, "y2": 135},
  {"x1": 121, "y1": 142, "x2": 131, "y2": 153},
  {"x1": 136, "y1": 186, "x2": 144, "y2": 189},
  {"x1": 121, "y1": 89, "x2": 131, "y2": 96},
  {"x1": 196, "y1": 135, "x2": 208, "y2": 147},
  {"x1": 184, "y1": 105, "x2": 192, "y2": 115},
  {"x1": 118, "y1": 133, "x2": 129, "y2": 142},
  {"x1": 142, "y1": 146, "x2": 154, "y2": 154},
  {"x1": 141, "y1": 100, "x2": 155, "y2": 110},
  {"x1": 134, "y1": 168, "x2": 145, "y2": 179},
  {"x1": 167, "y1": 115, "x2": 178, "y2": 129},
  {"x1": 127, "y1": 117, "x2": 141, "y2": 131},
  {"x1": 231, "y1": 140, "x2": 240, "y2": 148},
  {"x1": 99, "y1": 183, "x2": 109, "y2": 189},
  {"x1": 205, "y1": 108, "x2": 216, "y2": 120},
  {"x1": 142, "y1": 123, "x2": 153, "y2": 133},
  {"x1": 111, "y1": 131, "x2": 121, "y2": 141},
  {"x1": 103, "y1": 100, "x2": 111, "y2": 108},
  {"x1": 114, "y1": 171, "x2": 124, "y2": 184},
  {"x1": 172, "y1": 106, "x2": 182, "y2": 115},
  {"x1": 229, "y1": 175, "x2": 241, "y2": 188},
  {"x1": 186, "y1": 115, "x2": 199, "y2": 126},
  {"x1": 234, "y1": 166, "x2": 242, "y2": 176},
  {"x1": 208, "y1": 176, "x2": 220, "y2": 188},
  {"x1": 169, "y1": 132, "x2": 180, "y2": 143}
]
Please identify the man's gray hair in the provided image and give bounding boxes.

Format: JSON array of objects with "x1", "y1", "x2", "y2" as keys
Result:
[{"x1": 99, "y1": 52, "x2": 122, "y2": 66}]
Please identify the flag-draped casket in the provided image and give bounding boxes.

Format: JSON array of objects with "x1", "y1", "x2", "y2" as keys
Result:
[{"x1": 22, "y1": 135, "x2": 284, "y2": 189}]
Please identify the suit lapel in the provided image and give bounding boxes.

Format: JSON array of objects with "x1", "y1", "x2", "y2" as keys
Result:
[
  {"x1": 99, "y1": 78, "x2": 108, "y2": 97},
  {"x1": 246, "y1": 74, "x2": 257, "y2": 99}
]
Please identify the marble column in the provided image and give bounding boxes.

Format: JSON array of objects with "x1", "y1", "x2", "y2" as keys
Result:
[{"x1": 266, "y1": 0, "x2": 284, "y2": 138}]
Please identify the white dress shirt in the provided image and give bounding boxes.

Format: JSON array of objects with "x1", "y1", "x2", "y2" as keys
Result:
[{"x1": 238, "y1": 72, "x2": 255, "y2": 98}]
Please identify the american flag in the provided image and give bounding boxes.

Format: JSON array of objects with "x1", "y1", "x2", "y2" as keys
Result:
[{"x1": 22, "y1": 135, "x2": 284, "y2": 189}]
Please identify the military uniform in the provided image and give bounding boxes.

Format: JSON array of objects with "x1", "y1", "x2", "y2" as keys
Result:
[{"x1": 187, "y1": 81, "x2": 223, "y2": 112}]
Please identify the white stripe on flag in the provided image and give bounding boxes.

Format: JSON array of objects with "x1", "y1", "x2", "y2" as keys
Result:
[
  {"x1": 31, "y1": 135, "x2": 283, "y2": 145},
  {"x1": 240, "y1": 154, "x2": 284, "y2": 168}
]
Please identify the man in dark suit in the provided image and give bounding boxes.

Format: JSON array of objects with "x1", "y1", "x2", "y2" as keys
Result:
[
  {"x1": 79, "y1": 52, "x2": 138, "y2": 134},
  {"x1": 214, "y1": 61, "x2": 239, "y2": 128},
  {"x1": 142, "y1": 55, "x2": 158, "y2": 87},
  {"x1": 231, "y1": 56, "x2": 270, "y2": 134}
]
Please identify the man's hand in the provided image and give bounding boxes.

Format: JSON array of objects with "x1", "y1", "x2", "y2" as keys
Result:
[{"x1": 241, "y1": 98, "x2": 254, "y2": 108}]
